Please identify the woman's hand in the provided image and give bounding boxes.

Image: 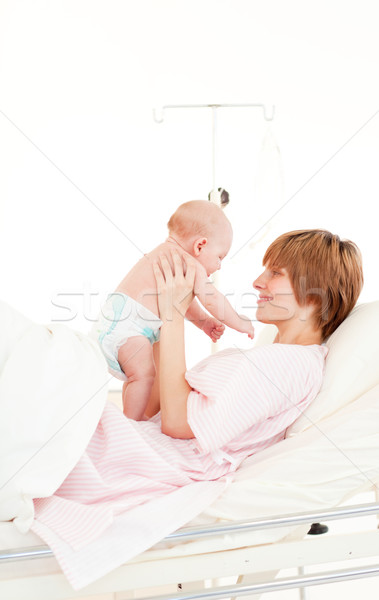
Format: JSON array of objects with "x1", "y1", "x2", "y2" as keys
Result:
[{"x1": 153, "y1": 250, "x2": 197, "y2": 322}]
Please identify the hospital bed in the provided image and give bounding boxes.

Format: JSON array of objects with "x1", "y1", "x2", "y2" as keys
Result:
[{"x1": 1, "y1": 300, "x2": 379, "y2": 599}]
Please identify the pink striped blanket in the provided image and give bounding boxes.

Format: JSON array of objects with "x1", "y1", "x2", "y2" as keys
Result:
[{"x1": 32, "y1": 343, "x2": 327, "y2": 589}]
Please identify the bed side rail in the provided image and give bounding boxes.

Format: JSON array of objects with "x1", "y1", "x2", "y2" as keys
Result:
[{"x1": 1, "y1": 501, "x2": 379, "y2": 563}]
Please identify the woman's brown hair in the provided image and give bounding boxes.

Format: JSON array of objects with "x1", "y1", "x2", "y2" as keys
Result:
[{"x1": 263, "y1": 229, "x2": 364, "y2": 341}]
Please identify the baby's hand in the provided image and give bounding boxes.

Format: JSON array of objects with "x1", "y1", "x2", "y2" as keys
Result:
[
  {"x1": 202, "y1": 317, "x2": 225, "y2": 343},
  {"x1": 239, "y1": 315, "x2": 255, "y2": 340}
]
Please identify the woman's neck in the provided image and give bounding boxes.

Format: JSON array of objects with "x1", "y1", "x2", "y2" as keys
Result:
[{"x1": 274, "y1": 321, "x2": 323, "y2": 346}]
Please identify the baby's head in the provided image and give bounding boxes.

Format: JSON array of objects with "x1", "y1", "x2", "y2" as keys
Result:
[{"x1": 167, "y1": 200, "x2": 233, "y2": 276}]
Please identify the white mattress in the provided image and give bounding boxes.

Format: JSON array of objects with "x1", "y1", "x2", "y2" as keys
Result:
[
  {"x1": 2, "y1": 380, "x2": 379, "y2": 581},
  {"x1": 1, "y1": 300, "x2": 379, "y2": 588}
]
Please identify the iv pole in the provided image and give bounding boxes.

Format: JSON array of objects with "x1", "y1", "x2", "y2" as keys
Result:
[
  {"x1": 153, "y1": 102, "x2": 275, "y2": 204},
  {"x1": 153, "y1": 103, "x2": 275, "y2": 351}
]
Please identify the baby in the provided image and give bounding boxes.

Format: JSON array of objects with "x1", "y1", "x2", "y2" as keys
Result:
[{"x1": 92, "y1": 200, "x2": 254, "y2": 420}]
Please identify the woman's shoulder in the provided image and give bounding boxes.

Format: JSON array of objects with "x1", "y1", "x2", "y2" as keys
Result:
[
  {"x1": 244, "y1": 342, "x2": 328, "y2": 370},
  {"x1": 251, "y1": 341, "x2": 327, "y2": 354},
  {"x1": 244, "y1": 343, "x2": 327, "y2": 396},
  {"x1": 187, "y1": 344, "x2": 327, "y2": 380}
]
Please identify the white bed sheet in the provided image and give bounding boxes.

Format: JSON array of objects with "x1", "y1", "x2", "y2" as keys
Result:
[
  {"x1": 2, "y1": 381, "x2": 379, "y2": 567},
  {"x1": 1, "y1": 300, "x2": 379, "y2": 593}
]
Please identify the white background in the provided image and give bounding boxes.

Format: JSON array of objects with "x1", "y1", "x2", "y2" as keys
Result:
[
  {"x1": 1, "y1": 5, "x2": 379, "y2": 597},
  {"x1": 1, "y1": 0, "x2": 378, "y2": 376}
]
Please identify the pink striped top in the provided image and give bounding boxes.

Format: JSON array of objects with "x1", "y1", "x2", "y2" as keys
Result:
[
  {"x1": 186, "y1": 344, "x2": 328, "y2": 461},
  {"x1": 32, "y1": 342, "x2": 327, "y2": 589}
]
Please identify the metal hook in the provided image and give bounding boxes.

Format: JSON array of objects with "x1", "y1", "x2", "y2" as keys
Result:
[
  {"x1": 153, "y1": 103, "x2": 276, "y2": 124},
  {"x1": 263, "y1": 104, "x2": 276, "y2": 121},
  {"x1": 152, "y1": 107, "x2": 165, "y2": 124}
]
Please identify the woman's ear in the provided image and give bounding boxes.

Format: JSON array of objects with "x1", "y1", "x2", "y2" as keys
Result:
[{"x1": 193, "y1": 237, "x2": 208, "y2": 256}]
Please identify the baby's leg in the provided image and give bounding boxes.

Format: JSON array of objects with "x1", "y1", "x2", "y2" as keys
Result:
[{"x1": 118, "y1": 336, "x2": 155, "y2": 421}]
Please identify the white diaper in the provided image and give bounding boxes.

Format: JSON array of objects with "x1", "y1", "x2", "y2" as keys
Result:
[{"x1": 91, "y1": 293, "x2": 162, "y2": 381}]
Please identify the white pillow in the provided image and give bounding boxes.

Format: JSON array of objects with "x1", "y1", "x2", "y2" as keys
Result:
[
  {"x1": 0, "y1": 303, "x2": 109, "y2": 531},
  {"x1": 288, "y1": 301, "x2": 379, "y2": 435},
  {"x1": 254, "y1": 302, "x2": 379, "y2": 435},
  {"x1": 0, "y1": 301, "x2": 33, "y2": 374}
]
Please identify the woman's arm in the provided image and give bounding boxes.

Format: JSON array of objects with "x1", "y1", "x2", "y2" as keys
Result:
[{"x1": 152, "y1": 251, "x2": 196, "y2": 439}]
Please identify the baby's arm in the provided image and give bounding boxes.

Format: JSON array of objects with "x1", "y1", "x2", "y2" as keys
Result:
[
  {"x1": 185, "y1": 299, "x2": 212, "y2": 327},
  {"x1": 195, "y1": 277, "x2": 254, "y2": 339},
  {"x1": 185, "y1": 299, "x2": 225, "y2": 343}
]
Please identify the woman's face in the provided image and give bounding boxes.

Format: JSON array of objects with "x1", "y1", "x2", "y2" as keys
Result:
[{"x1": 253, "y1": 265, "x2": 304, "y2": 325}]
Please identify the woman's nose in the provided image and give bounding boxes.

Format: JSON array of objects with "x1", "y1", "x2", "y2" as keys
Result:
[{"x1": 253, "y1": 272, "x2": 265, "y2": 290}]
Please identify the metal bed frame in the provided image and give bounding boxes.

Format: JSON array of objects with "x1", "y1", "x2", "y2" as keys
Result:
[{"x1": 1, "y1": 498, "x2": 379, "y2": 599}]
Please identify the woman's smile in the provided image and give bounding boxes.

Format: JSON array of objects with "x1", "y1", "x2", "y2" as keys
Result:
[{"x1": 257, "y1": 295, "x2": 274, "y2": 303}]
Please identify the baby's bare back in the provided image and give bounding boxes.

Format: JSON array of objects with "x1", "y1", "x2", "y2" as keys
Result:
[{"x1": 115, "y1": 241, "x2": 195, "y2": 317}]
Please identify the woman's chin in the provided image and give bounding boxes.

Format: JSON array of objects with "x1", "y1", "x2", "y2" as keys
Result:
[
  {"x1": 256, "y1": 307, "x2": 290, "y2": 325},
  {"x1": 257, "y1": 317, "x2": 275, "y2": 325},
  {"x1": 256, "y1": 309, "x2": 275, "y2": 325}
]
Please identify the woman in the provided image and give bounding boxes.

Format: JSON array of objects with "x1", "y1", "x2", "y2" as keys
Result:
[
  {"x1": 153, "y1": 228, "x2": 363, "y2": 441},
  {"x1": 31, "y1": 229, "x2": 363, "y2": 588}
]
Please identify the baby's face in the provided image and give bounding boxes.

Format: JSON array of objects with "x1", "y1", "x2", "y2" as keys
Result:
[{"x1": 196, "y1": 225, "x2": 233, "y2": 276}]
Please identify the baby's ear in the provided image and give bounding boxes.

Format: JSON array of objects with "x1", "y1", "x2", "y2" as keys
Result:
[{"x1": 193, "y1": 237, "x2": 208, "y2": 256}]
